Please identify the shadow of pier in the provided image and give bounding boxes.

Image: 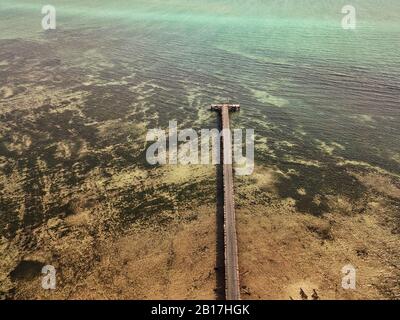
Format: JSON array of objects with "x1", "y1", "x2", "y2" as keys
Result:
[{"x1": 214, "y1": 113, "x2": 225, "y2": 300}]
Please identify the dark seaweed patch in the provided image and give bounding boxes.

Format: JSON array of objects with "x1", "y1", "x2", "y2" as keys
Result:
[{"x1": 10, "y1": 260, "x2": 45, "y2": 281}]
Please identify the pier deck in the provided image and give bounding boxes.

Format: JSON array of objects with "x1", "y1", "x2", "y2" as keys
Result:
[{"x1": 211, "y1": 104, "x2": 241, "y2": 301}]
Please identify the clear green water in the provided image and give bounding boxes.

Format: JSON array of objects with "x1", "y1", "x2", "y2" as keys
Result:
[{"x1": 1, "y1": 1, "x2": 399, "y2": 214}]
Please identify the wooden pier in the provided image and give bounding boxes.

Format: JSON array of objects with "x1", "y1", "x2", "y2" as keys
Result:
[{"x1": 211, "y1": 104, "x2": 241, "y2": 300}]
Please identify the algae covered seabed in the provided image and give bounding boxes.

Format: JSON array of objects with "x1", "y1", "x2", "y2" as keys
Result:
[{"x1": 0, "y1": 1, "x2": 399, "y2": 299}]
